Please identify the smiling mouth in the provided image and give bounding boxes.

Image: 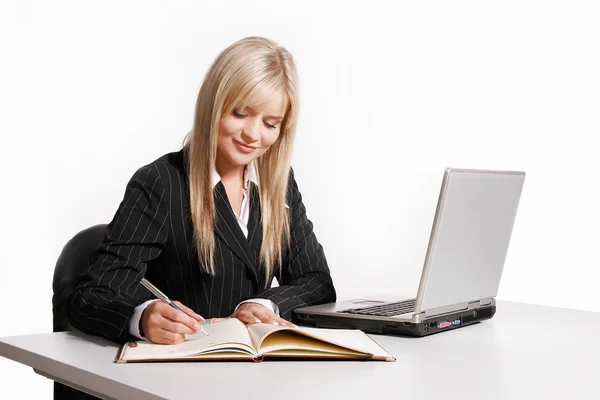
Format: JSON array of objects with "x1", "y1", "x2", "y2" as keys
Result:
[{"x1": 234, "y1": 140, "x2": 257, "y2": 151}]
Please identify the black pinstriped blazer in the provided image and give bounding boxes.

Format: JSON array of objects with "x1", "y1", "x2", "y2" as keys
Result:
[{"x1": 66, "y1": 150, "x2": 336, "y2": 343}]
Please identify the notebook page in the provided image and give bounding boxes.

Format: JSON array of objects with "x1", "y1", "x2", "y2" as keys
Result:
[{"x1": 122, "y1": 318, "x2": 255, "y2": 360}]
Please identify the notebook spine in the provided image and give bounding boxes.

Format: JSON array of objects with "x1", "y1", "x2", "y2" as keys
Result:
[{"x1": 115, "y1": 343, "x2": 129, "y2": 363}]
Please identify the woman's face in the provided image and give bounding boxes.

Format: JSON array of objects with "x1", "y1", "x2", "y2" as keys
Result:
[{"x1": 217, "y1": 90, "x2": 288, "y2": 171}]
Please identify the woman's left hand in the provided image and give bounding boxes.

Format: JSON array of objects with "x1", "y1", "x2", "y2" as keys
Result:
[{"x1": 230, "y1": 303, "x2": 296, "y2": 327}]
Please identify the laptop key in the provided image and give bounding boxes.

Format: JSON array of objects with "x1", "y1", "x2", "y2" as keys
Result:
[{"x1": 340, "y1": 299, "x2": 416, "y2": 316}]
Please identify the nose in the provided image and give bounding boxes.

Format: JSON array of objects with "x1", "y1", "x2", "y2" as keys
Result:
[{"x1": 241, "y1": 118, "x2": 260, "y2": 143}]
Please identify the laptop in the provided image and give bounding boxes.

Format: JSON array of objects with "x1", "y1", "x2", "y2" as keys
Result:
[{"x1": 293, "y1": 168, "x2": 526, "y2": 337}]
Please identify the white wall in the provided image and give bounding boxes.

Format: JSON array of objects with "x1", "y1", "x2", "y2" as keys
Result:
[{"x1": 1, "y1": 0, "x2": 598, "y2": 397}]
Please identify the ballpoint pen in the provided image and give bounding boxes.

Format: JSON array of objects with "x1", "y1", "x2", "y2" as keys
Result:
[{"x1": 140, "y1": 278, "x2": 209, "y2": 337}]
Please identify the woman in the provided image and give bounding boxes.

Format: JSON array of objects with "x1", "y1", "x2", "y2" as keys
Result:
[{"x1": 67, "y1": 36, "x2": 336, "y2": 345}]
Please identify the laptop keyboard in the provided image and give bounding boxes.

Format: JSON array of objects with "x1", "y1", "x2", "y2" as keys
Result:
[{"x1": 339, "y1": 299, "x2": 416, "y2": 317}]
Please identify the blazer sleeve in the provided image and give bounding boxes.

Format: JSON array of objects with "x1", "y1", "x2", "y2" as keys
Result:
[
  {"x1": 66, "y1": 164, "x2": 169, "y2": 342},
  {"x1": 257, "y1": 169, "x2": 337, "y2": 319}
]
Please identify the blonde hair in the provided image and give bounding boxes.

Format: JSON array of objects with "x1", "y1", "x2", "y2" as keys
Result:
[{"x1": 184, "y1": 36, "x2": 299, "y2": 286}]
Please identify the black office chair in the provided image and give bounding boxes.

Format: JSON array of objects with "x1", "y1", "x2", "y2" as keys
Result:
[{"x1": 52, "y1": 224, "x2": 107, "y2": 400}]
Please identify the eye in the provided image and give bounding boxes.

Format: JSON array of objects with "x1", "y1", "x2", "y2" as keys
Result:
[
  {"x1": 233, "y1": 109, "x2": 247, "y2": 118},
  {"x1": 264, "y1": 121, "x2": 278, "y2": 129}
]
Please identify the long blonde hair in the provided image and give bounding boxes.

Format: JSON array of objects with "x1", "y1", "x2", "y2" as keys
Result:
[{"x1": 184, "y1": 36, "x2": 299, "y2": 286}]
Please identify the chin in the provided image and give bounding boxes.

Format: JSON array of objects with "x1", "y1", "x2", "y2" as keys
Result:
[{"x1": 226, "y1": 152, "x2": 257, "y2": 167}]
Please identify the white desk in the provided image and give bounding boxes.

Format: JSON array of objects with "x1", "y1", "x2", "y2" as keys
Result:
[{"x1": 1, "y1": 301, "x2": 599, "y2": 400}]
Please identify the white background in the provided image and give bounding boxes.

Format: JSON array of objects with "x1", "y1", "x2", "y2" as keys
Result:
[{"x1": 1, "y1": 0, "x2": 599, "y2": 397}]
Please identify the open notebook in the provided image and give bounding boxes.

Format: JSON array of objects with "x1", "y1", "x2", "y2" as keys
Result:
[{"x1": 116, "y1": 318, "x2": 395, "y2": 363}]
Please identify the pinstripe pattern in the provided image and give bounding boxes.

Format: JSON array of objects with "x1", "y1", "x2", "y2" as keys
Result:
[{"x1": 67, "y1": 151, "x2": 336, "y2": 342}]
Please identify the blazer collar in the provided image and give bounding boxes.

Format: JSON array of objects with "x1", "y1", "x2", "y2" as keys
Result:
[
  {"x1": 211, "y1": 160, "x2": 258, "y2": 190},
  {"x1": 246, "y1": 184, "x2": 262, "y2": 260},
  {"x1": 213, "y1": 182, "x2": 261, "y2": 283}
]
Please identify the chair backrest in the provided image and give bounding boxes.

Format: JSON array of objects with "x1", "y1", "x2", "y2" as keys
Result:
[
  {"x1": 52, "y1": 224, "x2": 107, "y2": 333},
  {"x1": 52, "y1": 224, "x2": 107, "y2": 400}
]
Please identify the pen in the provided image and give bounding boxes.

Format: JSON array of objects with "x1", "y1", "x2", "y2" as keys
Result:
[{"x1": 140, "y1": 278, "x2": 209, "y2": 337}]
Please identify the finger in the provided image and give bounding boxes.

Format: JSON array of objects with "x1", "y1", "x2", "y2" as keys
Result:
[
  {"x1": 261, "y1": 313, "x2": 290, "y2": 327},
  {"x1": 236, "y1": 310, "x2": 262, "y2": 325},
  {"x1": 250, "y1": 310, "x2": 296, "y2": 328},
  {"x1": 253, "y1": 310, "x2": 280, "y2": 325},
  {"x1": 160, "y1": 329, "x2": 185, "y2": 345},
  {"x1": 172, "y1": 301, "x2": 204, "y2": 322},
  {"x1": 241, "y1": 316, "x2": 262, "y2": 325},
  {"x1": 279, "y1": 318, "x2": 297, "y2": 328},
  {"x1": 145, "y1": 326, "x2": 183, "y2": 345},
  {"x1": 148, "y1": 332, "x2": 177, "y2": 345},
  {"x1": 210, "y1": 317, "x2": 229, "y2": 324},
  {"x1": 159, "y1": 303, "x2": 202, "y2": 331},
  {"x1": 159, "y1": 316, "x2": 196, "y2": 335},
  {"x1": 267, "y1": 314, "x2": 296, "y2": 328},
  {"x1": 251, "y1": 308, "x2": 284, "y2": 325}
]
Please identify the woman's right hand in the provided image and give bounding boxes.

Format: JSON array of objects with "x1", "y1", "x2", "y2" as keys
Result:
[{"x1": 140, "y1": 301, "x2": 204, "y2": 345}]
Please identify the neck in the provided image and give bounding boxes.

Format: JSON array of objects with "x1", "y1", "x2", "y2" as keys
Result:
[{"x1": 215, "y1": 157, "x2": 245, "y2": 186}]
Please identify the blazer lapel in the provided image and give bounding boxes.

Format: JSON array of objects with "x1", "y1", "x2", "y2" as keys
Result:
[
  {"x1": 247, "y1": 183, "x2": 262, "y2": 259},
  {"x1": 213, "y1": 183, "x2": 259, "y2": 281}
]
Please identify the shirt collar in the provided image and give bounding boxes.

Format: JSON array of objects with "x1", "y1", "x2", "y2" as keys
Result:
[{"x1": 211, "y1": 160, "x2": 259, "y2": 189}]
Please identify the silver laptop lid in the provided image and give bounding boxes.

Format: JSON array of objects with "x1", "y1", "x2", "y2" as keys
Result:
[{"x1": 414, "y1": 168, "x2": 525, "y2": 313}]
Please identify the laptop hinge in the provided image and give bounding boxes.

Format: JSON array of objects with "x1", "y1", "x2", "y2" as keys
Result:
[
  {"x1": 475, "y1": 298, "x2": 493, "y2": 306},
  {"x1": 412, "y1": 298, "x2": 495, "y2": 323}
]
